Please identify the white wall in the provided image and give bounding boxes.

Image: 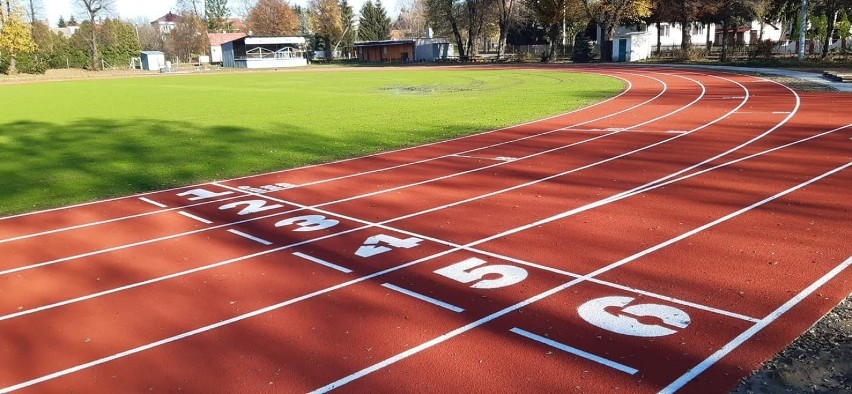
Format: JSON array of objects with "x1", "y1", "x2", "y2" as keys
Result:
[{"x1": 615, "y1": 22, "x2": 716, "y2": 48}]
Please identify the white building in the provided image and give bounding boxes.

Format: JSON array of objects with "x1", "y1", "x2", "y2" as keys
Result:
[
  {"x1": 609, "y1": 22, "x2": 716, "y2": 61},
  {"x1": 151, "y1": 12, "x2": 180, "y2": 35}
]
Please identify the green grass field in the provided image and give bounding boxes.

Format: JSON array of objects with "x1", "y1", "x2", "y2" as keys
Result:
[{"x1": 0, "y1": 67, "x2": 622, "y2": 216}]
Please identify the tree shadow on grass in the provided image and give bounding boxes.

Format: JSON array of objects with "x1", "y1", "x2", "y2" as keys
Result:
[{"x1": 0, "y1": 118, "x2": 402, "y2": 216}]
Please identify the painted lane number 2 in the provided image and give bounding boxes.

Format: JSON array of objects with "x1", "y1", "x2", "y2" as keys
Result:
[
  {"x1": 434, "y1": 257, "x2": 528, "y2": 289},
  {"x1": 355, "y1": 234, "x2": 422, "y2": 257}
]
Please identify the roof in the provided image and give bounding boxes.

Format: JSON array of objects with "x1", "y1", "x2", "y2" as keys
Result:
[
  {"x1": 208, "y1": 32, "x2": 247, "y2": 46},
  {"x1": 244, "y1": 36, "x2": 306, "y2": 45},
  {"x1": 153, "y1": 12, "x2": 180, "y2": 24},
  {"x1": 354, "y1": 40, "x2": 416, "y2": 47},
  {"x1": 140, "y1": 51, "x2": 164, "y2": 55}
]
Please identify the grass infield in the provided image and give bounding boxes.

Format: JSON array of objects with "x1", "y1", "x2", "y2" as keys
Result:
[{"x1": 0, "y1": 67, "x2": 622, "y2": 216}]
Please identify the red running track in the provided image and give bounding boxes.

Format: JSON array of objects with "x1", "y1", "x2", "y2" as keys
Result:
[{"x1": 0, "y1": 66, "x2": 849, "y2": 393}]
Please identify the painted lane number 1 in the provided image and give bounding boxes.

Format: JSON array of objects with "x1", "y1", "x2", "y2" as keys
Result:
[{"x1": 434, "y1": 257, "x2": 528, "y2": 289}]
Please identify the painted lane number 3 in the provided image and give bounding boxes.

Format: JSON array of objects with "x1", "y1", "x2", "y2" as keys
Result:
[{"x1": 434, "y1": 257, "x2": 528, "y2": 289}]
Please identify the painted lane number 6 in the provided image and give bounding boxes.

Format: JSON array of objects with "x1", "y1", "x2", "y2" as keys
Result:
[{"x1": 434, "y1": 257, "x2": 528, "y2": 289}]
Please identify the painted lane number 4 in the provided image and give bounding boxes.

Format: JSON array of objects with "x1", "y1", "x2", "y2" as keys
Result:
[
  {"x1": 355, "y1": 234, "x2": 422, "y2": 257},
  {"x1": 434, "y1": 257, "x2": 528, "y2": 289}
]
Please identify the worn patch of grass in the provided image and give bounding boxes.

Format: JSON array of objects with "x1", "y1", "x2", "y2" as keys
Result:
[{"x1": 0, "y1": 68, "x2": 622, "y2": 216}]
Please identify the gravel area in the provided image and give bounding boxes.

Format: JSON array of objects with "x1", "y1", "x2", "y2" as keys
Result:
[{"x1": 732, "y1": 295, "x2": 852, "y2": 393}]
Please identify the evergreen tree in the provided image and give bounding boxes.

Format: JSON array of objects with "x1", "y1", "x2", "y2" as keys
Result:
[
  {"x1": 339, "y1": 0, "x2": 355, "y2": 54},
  {"x1": 67, "y1": 15, "x2": 77, "y2": 26},
  {"x1": 206, "y1": 0, "x2": 230, "y2": 31},
  {"x1": 98, "y1": 18, "x2": 141, "y2": 68},
  {"x1": 358, "y1": 0, "x2": 390, "y2": 41},
  {"x1": 57, "y1": 15, "x2": 66, "y2": 27}
]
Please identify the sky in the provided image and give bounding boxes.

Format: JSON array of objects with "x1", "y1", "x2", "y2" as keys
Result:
[{"x1": 42, "y1": 0, "x2": 395, "y2": 27}]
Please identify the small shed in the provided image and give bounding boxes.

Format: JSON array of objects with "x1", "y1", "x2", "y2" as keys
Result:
[
  {"x1": 140, "y1": 51, "x2": 166, "y2": 71},
  {"x1": 221, "y1": 36, "x2": 307, "y2": 68},
  {"x1": 208, "y1": 32, "x2": 247, "y2": 64},
  {"x1": 414, "y1": 37, "x2": 452, "y2": 61},
  {"x1": 612, "y1": 32, "x2": 652, "y2": 62},
  {"x1": 355, "y1": 40, "x2": 416, "y2": 62}
]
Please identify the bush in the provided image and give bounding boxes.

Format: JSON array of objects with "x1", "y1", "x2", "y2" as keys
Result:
[
  {"x1": 572, "y1": 35, "x2": 595, "y2": 63},
  {"x1": 749, "y1": 40, "x2": 775, "y2": 61}
]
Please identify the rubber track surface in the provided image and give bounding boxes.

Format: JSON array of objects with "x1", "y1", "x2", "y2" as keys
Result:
[{"x1": 0, "y1": 66, "x2": 849, "y2": 393}]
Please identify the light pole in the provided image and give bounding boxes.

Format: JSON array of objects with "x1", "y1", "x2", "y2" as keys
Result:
[{"x1": 798, "y1": 0, "x2": 806, "y2": 61}]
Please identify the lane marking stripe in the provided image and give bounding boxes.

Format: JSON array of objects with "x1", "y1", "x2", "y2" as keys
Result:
[
  {"x1": 509, "y1": 327, "x2": 638, "y2": 375},
  {"x1": 3, "y1": 127, "x2": 837, "y2": 394},
  {"x1": 0, "y1": 69, "x2": 637, "y2": 223},
  {"x1": 0, "y1": 73, "x2": 652, "y2": 243},
  {"x1": 6, "y1": 119, "x2": 837, "y2": 324},
  {"x1": 176, "y1": 211, "x2": 213, "y2": 224},
  {"x1": 292, "y1": 252, "x2": 352, "y2": 273},
  {"x1": 138, "y1": 197, "x2": 167, "y2": 208},
  {"x1": 226, "y1": 230, "x2": 273, "y2": 246},
  {"x1": 381, "y1": 283, "x2": 464, "y2": 313},
  {"x1": 307, "y1": 162, "x2": 851, "y2": 393},
  {"x1": 659, "y1": 255, "x2": 852, "y2": 393}
]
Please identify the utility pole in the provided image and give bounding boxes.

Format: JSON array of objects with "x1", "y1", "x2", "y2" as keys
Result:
[{"x1": 798, "y1": 0, "x2": 806, "y2": 61}]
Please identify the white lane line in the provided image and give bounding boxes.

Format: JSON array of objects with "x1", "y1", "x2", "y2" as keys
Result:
[
  {"x1": 0, "y1": 69, "x2": 636, "y2": 223},
  {"x1": 226, "y1": 229, "x2": 273, "y2": 246},
  {"x1": 4, "y1": 125, "x2": 837, "y2": 323},
  {"x1": 0, "y1": 73, "x2": 673, "y2": 276},
  {"x1": 292, "y1": 252, "x2": 352, "y2": 273},
  {"x1": 381, "y1": 283, "x2": 464, "y2": 313},
  {"x1": 659, "y1": 255, "x2": 852, "y2": 394},
  {"x1": 509, "y1": 327, "x2": 638, "y2": 375},
  {"x1": 5, "y1": 129, "x2": 837, "y2": 394},
  {"x1": 307, "y1": 162, "x2": 852, "y2": 393},
  {"x1": 0, "y1": 193, "x2": 257, "y2": 245},
  {"x1": 138, "y1": 197, "x2": 167, "y2": 208},
  {"x1": 176, "y1": 211, "x2": 213, "y2": 224},
  {"x1": 0, "y1": 74, "x2": 649, "y2": 243}
]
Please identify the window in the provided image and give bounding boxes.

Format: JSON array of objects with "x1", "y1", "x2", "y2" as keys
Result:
[
  {"x1": 693, "y1": 24, "x2": 703, "y2": 35},
  {"x1": 660, "y1": 24, "x2": 670, "y2": 37}
]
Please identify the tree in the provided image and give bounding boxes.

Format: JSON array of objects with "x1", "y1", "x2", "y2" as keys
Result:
[
  {"x1": 393, "y1": 0, "x2": 428, "y2": 37},
  {"x1": 176, "y1": 0, "x2": 204, "y2": 18},
  {"x1": 527, "y1": 0, "x2": 587, "y2": 60},
  {"x1": 813, "y1": 0, "x2": 852, "y2": 58},
  {"x1": 76, "y1": 0, "x2": 115, "y2": 70},
  {"x1": 57, "y1": 15, "x2": 66, "y2": 27},
  {"x1": 24, "y1": 0, "x2": 42, "y2": 25},
  {"x1": 98, "y1": 18, "x2": 140, "y2": 67},
  {"x1": 165, "y1": 11, "x2": 209, "y2": 62},
  {"x1": 426, "y1": 0, "x2": 467, "y2": 57},
  {"x1": 246, "y1": 0, "x2": 299, "y2": 36},
  {"x1": 206, "y1": 0, "x2": 230, "y2": 31},
  {"x1": 309, "y1": 0, "x2": 343, "y2": 60},
  {"x1": 359, "y1": 0, "x2": 391, "y2": 41},
  {"x1": 581, "y1": 0, "x2": 652, "y2": 61},
  {"x1": 67, "y1": 15, "x2": 78, "y2": 26},
  {"x1": 495, "y1": 0, "x2": 517, "y2": 60},
  {"x1": 339, "y1": 0, "x2": 355, "y2": 56},
  {"x1": 0, "y1": 1, "x2": 37, "y2": 74}
]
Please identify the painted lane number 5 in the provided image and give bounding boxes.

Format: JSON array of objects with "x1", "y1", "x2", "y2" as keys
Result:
[{"x1": 434, "y1": 257, "x2": 528, "y2": 289}]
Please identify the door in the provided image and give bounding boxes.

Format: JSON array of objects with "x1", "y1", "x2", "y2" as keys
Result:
[{"x1": 618, "y1": 39, "x2": 628, "y2": 62}]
